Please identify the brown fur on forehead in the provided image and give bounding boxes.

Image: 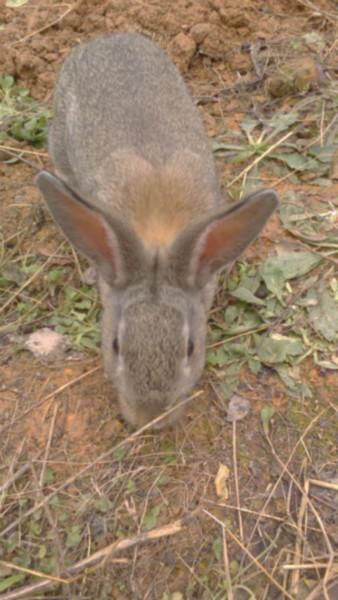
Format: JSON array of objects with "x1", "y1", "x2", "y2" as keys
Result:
[
  {"x1": 128, "y1": 168, "x2": 203, "y2": 247},
  {"x1": 96, "y1": 149, "x2": 215, "y2": 248}
]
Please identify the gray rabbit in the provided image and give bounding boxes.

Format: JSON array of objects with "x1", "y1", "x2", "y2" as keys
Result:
[{"x1": 36, "y1": 33, "x2": 278, "y2": 428}]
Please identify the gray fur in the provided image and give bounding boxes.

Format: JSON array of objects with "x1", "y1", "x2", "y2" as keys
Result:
[{"x1": 36, "y1": 33, "x2": 278, "y2": 428}]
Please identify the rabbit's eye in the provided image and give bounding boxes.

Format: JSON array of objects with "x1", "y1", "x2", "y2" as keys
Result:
[
  {"x1": 187, "y1": 339, "x2": 194, "y2": 357},
  {"x1": 113, "y1": 337, "x2": 119, "y2": 355}
]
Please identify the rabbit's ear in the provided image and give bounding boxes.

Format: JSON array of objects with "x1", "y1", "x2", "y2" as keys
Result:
[
  {"x1": 170, "y1": 189, "x2": 278, "y2": 288},
  {"x1": 36, "y1": 171, "x2": 147, "y2": 287}
]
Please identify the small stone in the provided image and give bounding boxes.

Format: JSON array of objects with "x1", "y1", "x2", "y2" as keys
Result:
[
  {"x1": 25, "y1": 328, "x2": 70, "y2": 361},
  {"x1": 226, "y1": 394, "x2": 251, "y2": 422},
  {"x1": 190, "y1": 23, "x2": 210, "y2": 44},
  {"x1": 169, "y1": 32, "x2": 196, "y2": 70},
  {"x1": 81, "y1": 266, "x2": 97, "y2": 285},
  {"x1": 267, "y1": 56, "x2": 322, "y2": 98}
]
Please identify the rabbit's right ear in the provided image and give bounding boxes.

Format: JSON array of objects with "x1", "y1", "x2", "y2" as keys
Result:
[
  {"x1": 170, "y1": 189, "x2": 278, "y2": 289},
  {"x1": 36, "y1": 171, "x2": 147, "y2": 287}
]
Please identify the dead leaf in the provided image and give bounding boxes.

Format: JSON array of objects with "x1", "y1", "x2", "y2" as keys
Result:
[{"x1": 215, "y1": 463, "x2": 230, "y2": 499}]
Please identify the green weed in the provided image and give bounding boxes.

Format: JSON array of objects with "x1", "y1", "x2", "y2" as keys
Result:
[{"x1": 0, "y1": 74, "x2": 52, "y2": 145}]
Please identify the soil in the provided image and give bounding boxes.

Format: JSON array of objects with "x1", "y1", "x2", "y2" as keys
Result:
[{"x1": 0, "y1": 1, "x2": 337, "y2": 598}]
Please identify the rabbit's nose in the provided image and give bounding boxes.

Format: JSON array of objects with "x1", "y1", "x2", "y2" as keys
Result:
[{"x1": 145, "y1": 392, "x2": 169, "y2": 411}]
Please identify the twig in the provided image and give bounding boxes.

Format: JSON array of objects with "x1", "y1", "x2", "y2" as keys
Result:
[
  {"x1": 0, "y1": 559, "x2": 68, "y2": 584},
  {"x1": 227, "y1": 130, "x2": 294, "y2": 187},
  {"x1": 222, "y1": 526, "x2": 234, "y2": 600},
  {"x1": 273, "y1": 112, "x2": 338, "y2": 187},
  {"x1": 176, "y1": 551, "x2": 211, "y2": 594},
  {"x1": 266, "y1": 436, "x2": 335, "y2": 600},
  {"x1": 319, "y1": 100, "x2": 325, "y2": 147},
  {"x1": 290, "y1": 461, "x2": 308, "y2": 596},
  {"x1": 0, "y1": 452, "x2": 43, "y2": 498},
  {"x1": 203, "y1": 509, "x2": 295, "y2": 600},
  {"x1": 295, "y1": 0, "x2": 338, "y2": 23},
  {"x1": 308, "y1": 479, "x2": 338, "y2": 492},
  {"x1": 304, "y1": 571, "x2": 338, "y2": 600},
  {"x1": 232, "y1": 421, "x2": 244, "y2": 541},
  {"x1": 0, "y1": 366, "x2": 100, "y2": 435},
  {"x1": 284, "y1": 562, "x2": 338, "y2": 571},
  {"x1": 250, "y1": 43, "x2": 264, "y2": 80},
  {"x1": 243, "y1": 410, "x2": 325, "y2": 564},
  {"x1": 13, "y1": 4, "x2": 74, "y2": 45},
  {"x1": 0, "y1": 144, "x2": 47, "y2": 158},
  {"x1": 204, "y1": 499, "x2": 290, "y2": 524},
  {"x1": 39, "y1": 403, "x2": 58, "y2": 487},
  {"x1": 0, "y1": 242, "x2": 65, "y2": 315},
  {"x1": 323, "y1": 38, "x2": 338, "y2": 62},
  {"x1": 0, "y1": 512, "x2": 195, "y2": 599},
  {"x1": 207, "y1": 323, "x2": 269, "y2": 349}
]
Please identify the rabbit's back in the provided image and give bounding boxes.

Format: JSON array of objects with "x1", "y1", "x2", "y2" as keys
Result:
[{"x1": 50, "y1": 33, "x2": 219, "y2": 218}]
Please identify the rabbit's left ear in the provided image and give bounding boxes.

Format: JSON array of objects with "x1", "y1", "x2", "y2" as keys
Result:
[
  {"x1": 169, "y1": 189, "x2": 278, "y2": 288},
  {"x1": 36, "y1": 171, "x2": 148, "y2": 287}
]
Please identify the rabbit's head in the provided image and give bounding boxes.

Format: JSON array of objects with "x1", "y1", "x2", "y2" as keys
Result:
[
  {"x1": 36, "y1": 172, "x2": 278, "y2": 428},
  {"x1": 99, "y1": 272, "x2": 209, "y2": 427}
]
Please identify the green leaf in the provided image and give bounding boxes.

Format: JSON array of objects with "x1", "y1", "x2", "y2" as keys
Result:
[
  {"x1": 277, "y1": 152, "x2": 308, "y2": 171},
  {"x1": 157, "y1": 474, "x2": 170, "y2": 486},
  {"x1": 307, "y1": 289, "x2": 338, "y2": 342},
  {"x1": 30, "y1": 521, "x2": 42, "y2": 536},
  {"x1": 43, "y1": 468, "x2": 55, "y2": 484},
  {"x1": 162, "y1": 440, "x2": 176, "y2": 464},
  {"x1": 248, "y1": 358, "x2": 261, "y2": 374},
  {"x1": 308, "y1": 144, "x2": 336, "y2": 164},
  {"x1": 224, "y1": 305, "x2": 241, "y2": 324},
  {"x1": 240, "y1": 115, "x2": 258, "y2": 137},
  {"x1": 275, "y1": 365, "x2": 312, "y2": 397},
  {"x1": 230, "y1": 286, "x2": 265, "y2": 306},
  {"x1": 213, "y1": 537, "x2": 222, "y2": 561},
  {"x1": 207, "y1": 347, "x2": 227, "y2": 367},
  {"x1": 142, "y1": 504, "x2": 162, "y2": 531},
  {"x1": 95, "y1": 497, "x2": 113, "y2": 513},
  {"x1": 0, "y1": 75, "x2": 14, "y2": 90},
  {"x1": 267, "y1": 111, "x2": 300, "y2": 135},
  {"x1": 261, "y1": 405, "x2": 275, "y2": 435},
  {"x1": 262, "y1": 296, "x2": 283, "y2": 319},
  {"x1": 0, "y1": 573, "x2": 25, "y2": 592},
  {"x1": 47, "y1": 267, "x2": 65, "y2": 283},
  {"x1": 66, "y1": 525, "x2": 82, "y2": 548},
  {"x1": 260, "y1": 263, "x2": 285, "y2": 302},
  {"x1": 231, "y1": 146, "x2": 256, "y2": 163},
  {"x1": 219, "y1": 363, "x2": 242, "y2": 401},
  {"x1": 255, "y1": 333, "x2": 304, "y2": 364},
  {"x1": 38, "y1": 544, "x2": 47, "y2": 559},
  {"x1": 127, "y1": 479, "x2": 136, "y2": 493},
  {"x1": 225, "y1": 309, "x2": 262, "y2": 335},
  {"x1": 114, "y1": 447, "x2": 127, "y2": 461},
  {"x1": 261, "y1": 252, "x2": 321, "y2": 300},
  {"x1": 311, "y1": 177, "x2": 332, "y2": 187}
]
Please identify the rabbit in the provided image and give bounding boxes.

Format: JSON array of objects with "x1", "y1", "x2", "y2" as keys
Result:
[{"x1": 36, "y1": 33, "x2": 278, "y2": 428}]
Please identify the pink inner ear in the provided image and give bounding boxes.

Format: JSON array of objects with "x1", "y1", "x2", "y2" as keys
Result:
[
  {"x1": 198, "y1": 218, "x2": 244, "y2": 267},
  {"x1": 65, "y1": 198, "x2": 115, "y2": 264}
]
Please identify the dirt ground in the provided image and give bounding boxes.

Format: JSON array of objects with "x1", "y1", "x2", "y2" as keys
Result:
[{"x1": 0, "y1": 1, "x2": 337, "y2": 599}]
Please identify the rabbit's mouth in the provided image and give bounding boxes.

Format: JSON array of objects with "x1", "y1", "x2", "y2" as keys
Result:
[{"x1": 118, "y1": 391, "x2": 185, "y2": 429}]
